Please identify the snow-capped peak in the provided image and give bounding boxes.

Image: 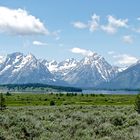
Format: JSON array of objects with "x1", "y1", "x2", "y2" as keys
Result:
[
  {"x1": 49, "y1": 60, "x2": 58, "y2": 65},
  {"x1": 25, "y1": 53, "x2": 36, "y2": 61},
  {"x1": 63, "y1": 52, "x2": 119, "y2": 87},
  {"x1": 0, "y1": 55, "x2": 6, "y2": 64},
  {"x1": 136, "y1": 60, "x2": 140, "y2": 64},
  {"x1": 59, "y1": 58, "x2": 78, "y2": 67},
  {"x1": 46, "y1": 60, "x2": 58, "y2": 72},
  {"x1": 82, "y1": 52, "x2": 103, "y2": 65},
  {"x1": 0, "y1": 52, "x2": 55, "y2": 84},
  {"x1": 0, "y1": 51, "x2": 137, "y2": 88}
]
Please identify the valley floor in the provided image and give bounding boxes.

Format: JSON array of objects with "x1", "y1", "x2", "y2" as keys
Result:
[
  {"x1": 0, "y1": 105, "x2": 140, "y2": 140},
  {"x1": 4, "y1": 93, "x2": 136, "y2": 106},
  {"x1": 0, "y1": 94, "x2": 140, "y2": 140}
]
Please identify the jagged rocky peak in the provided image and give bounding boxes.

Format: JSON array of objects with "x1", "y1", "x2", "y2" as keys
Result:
[
  {"x1": 136, "y1": 59, "x2": 140, "y2": 64},
  {"x1": 25, "y1": 53, "x2": 37, "y2": 60},
  {"x1": 49, "y1": 60, "x2": 58, "y2": 65},
  {"x1": 7, "y1": 52, "x2": 23, "y2": 58},
  {"x1": 82, "y1": 52, "x2": 103, "y2": 64},
  {"x1": 63, "y1": 51, "x2": 119, "y2": 87},
  {"x1": 58, "y1": 58, "x2": 78, "y2": 67},
  {"x1": 0, "y1": 51, "x2": 131, "y2": 87},
  {"x1": 0, "y1": 55, "x2": 6, "y2": 64}
]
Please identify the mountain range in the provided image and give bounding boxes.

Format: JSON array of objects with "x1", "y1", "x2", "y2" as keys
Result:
[{"x1": 0, "y1": 52, "x2": 139, "y2": 89}]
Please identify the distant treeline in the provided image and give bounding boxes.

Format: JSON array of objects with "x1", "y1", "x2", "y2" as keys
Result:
[
  {"x1": 0, "y1": 83, "x2": 82, "y2": 92},
  {"x1": 86, "y1": 88, "x2": 140, "y2": 91}
]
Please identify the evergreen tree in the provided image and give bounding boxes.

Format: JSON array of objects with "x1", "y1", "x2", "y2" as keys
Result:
[
  {"x1": 0, "y1": 93, "x2": 6, "y2": 111},
  {"x1": 134, "y1": 94, "x2": 140, "y2": 114}
]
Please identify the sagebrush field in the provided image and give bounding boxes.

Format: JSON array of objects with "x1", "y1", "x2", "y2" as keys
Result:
[
  {"x1": 0, "y1": 93, "x2": 140, "y2": 140},
  {"x1": 1, "y1": 105, "x2": 140, "y2": 140}
]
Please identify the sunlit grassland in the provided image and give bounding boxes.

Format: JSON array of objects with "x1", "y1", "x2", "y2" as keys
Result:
[
  {"x1": 1, "y1": 105, "x2": 140, "y2": 140},
  {"x1": 4, "y1": 93, "x2": 136, "y2": 106},
  {"x1": 1, "y1": 93, "x2": 140, "y2": 140}
]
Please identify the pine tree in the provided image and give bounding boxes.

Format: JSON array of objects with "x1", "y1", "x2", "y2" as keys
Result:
[
  {"x1": 134, "y1": 94, "x2": 140, "y2": 114},
  {"x1": 0, "y1": 93, "x2": 6, "y2": 111}
]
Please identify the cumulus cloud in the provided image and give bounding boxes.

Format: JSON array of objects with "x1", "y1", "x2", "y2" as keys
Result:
[
  {"x1": 101, "y1": 15, "x2": 128, "y2": 34},
  {"x1": 0, "y1": 6, "x2": 48, "y2": 36},
  {"x1": 88, "y1": 14, "x2": 100, "y2": 32},
  {"x1": 107, "y1": 15, "x2": 128, "y2": 28},
  {"x1": 101, "y1": 25, "x2": 117, "y2": 34},
  {"x1": 32, "y1": 41, "x2": 47, "y2": 46},
  {"x1": 109, "y1": 51, "x2": 138, "y2": 66},
  {"x1": 52, "y1": 30, "x2": 61, "y2": 40},
  {"x1": 70, "y1": 47, "x2": 93, "y2": 56},
  {"x1": 122, "y1": 35, "x2": 133, "y2": 44},
  {"x1": 133, "y1": 28, "x2": 140, "y2": 33},
  {"x1": 73, "y1": 13, "x2": 100, "y2": 32},
  {"x1": 72, "y1": 22, "x2": 87, "y2": 29},
  {"x1": 73, "y1": 14, "x2": 128, "y2": 34},
  {"x1": 108, "y1": 51, "x2": 115, "y2": 55},
  {"x1": 113, "y1": 54, "x2": 138, "y2": 66}
]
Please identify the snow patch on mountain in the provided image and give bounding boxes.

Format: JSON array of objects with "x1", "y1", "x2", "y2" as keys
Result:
[
  {"x1": 63, "y1": 53, "x2": 119, "y2": 87},
  {"x1": 0, "y1": 51, "x2": 129, "y2": 87}
]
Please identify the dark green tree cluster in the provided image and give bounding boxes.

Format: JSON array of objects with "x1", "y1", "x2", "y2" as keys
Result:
[
  {"x1": 135, "y1": 94, "x2": 140, "y2": 114},
  {"x1": 50, "y1": 100, "x2": 55, "y2": 106},
  {"x1": 0, "y1": 83, "x2": 82, "y2": 92},
  {"x1": 66, "y1": 92, "x2": 77, "y2": 96},
  {"x1": 0, "y1": 93, "x2": 6, "y2": 111}
]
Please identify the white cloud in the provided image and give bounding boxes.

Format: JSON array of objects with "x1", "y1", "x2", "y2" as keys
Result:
[
  {"x1": 122, "y1": 35, "x2": 133, "y2": 44},
  {"x1": 52, "y1": 30, "x2": 61, "y2": 36},
  {"x1": 101, "y1": 25, "x2": 117, "y2": 34},
  {"x1": 108, "y1": 51, "x2": 115, "y2": 55},
  {"x1": 108, "y1": 51, "x2": 138, "y2": 66},
  {"x1": 73, "y1": 14, "x2": 128, "y2": 34},
  {"x1": 52, "y1": 30, "x2": 61, "y2": 40},
  {"x1": 88, "y1": 14, "x2": 100, "y2": 32},
  {"x1": 107, "y1": 15, "x2": 128, "y2": 28},
  {"x1": 113, "y1": 54, "x2": 138, "y2": 66},
  {"x1": 72, "y1": 21, "x2": 87, "y2": 29},
  {"x1": 0, "y1": 6, "x2": 48, "y2": 36},
  {"x1": 70, "y1": 47, "x2": 93, "y2": 56},
  {"x1": 32, "y1": 41, "x2": 47, "y2": 46},
  {"x1": 133, "y1": 28, "x2": 140, "y2": 33},
  {"x1": 73, "y1": 13, "x2": 100, "y2": 32},
  {"x1": 101, "y1": 15, "x2": 128, "y2": 34}
]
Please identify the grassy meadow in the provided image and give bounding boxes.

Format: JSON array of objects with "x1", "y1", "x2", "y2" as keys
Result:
[
  {"x1": 1, "y1": 105, "x2": 140, "y2": 140},
  {"x1": 1, "y1": 93, "x2": 140, "y2": 140},
  {"x1": 4, "y1": 93, "x2": 136, "y2": 106}
]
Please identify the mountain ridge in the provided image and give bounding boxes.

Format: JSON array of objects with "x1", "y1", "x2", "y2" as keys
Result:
[{"x1": 0, "y1": 52, "x2": 139, "y2": 89}]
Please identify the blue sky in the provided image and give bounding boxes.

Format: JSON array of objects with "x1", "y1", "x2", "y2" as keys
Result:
[{"x1": 0, "y1": 0, "x2": 140, "y2": 66}]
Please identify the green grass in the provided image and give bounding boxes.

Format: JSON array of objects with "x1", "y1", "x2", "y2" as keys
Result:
[
  {"x1": 4, "y1": 93, "x2": 136, "y2": 106},
  {"x1": 1, "y1": 93, "x2": 140, "y2": 139},
  {"x1": 1, "y1": 106, "x2": 140, "y2": 140}
]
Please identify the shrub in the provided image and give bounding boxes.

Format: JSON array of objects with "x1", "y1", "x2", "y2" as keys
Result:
[
  {"x1": 6, "y1": 92, "x2": 11, "y2": 96},
  {"x1": 0, "y1": 93, "x2": 6, "y2": 111},
  {"x1": 110, "y1": 113, "x2": 126, "y2": 126},
  {"x1": 99, "y1": 94, "x2": 105, "y2": 97},
  {"x1": 50, "y1": 100, "x2": 55, "y2": 106},
  {"x1": 134, "y1": 94, "x2": 140, "y2": 114}
]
